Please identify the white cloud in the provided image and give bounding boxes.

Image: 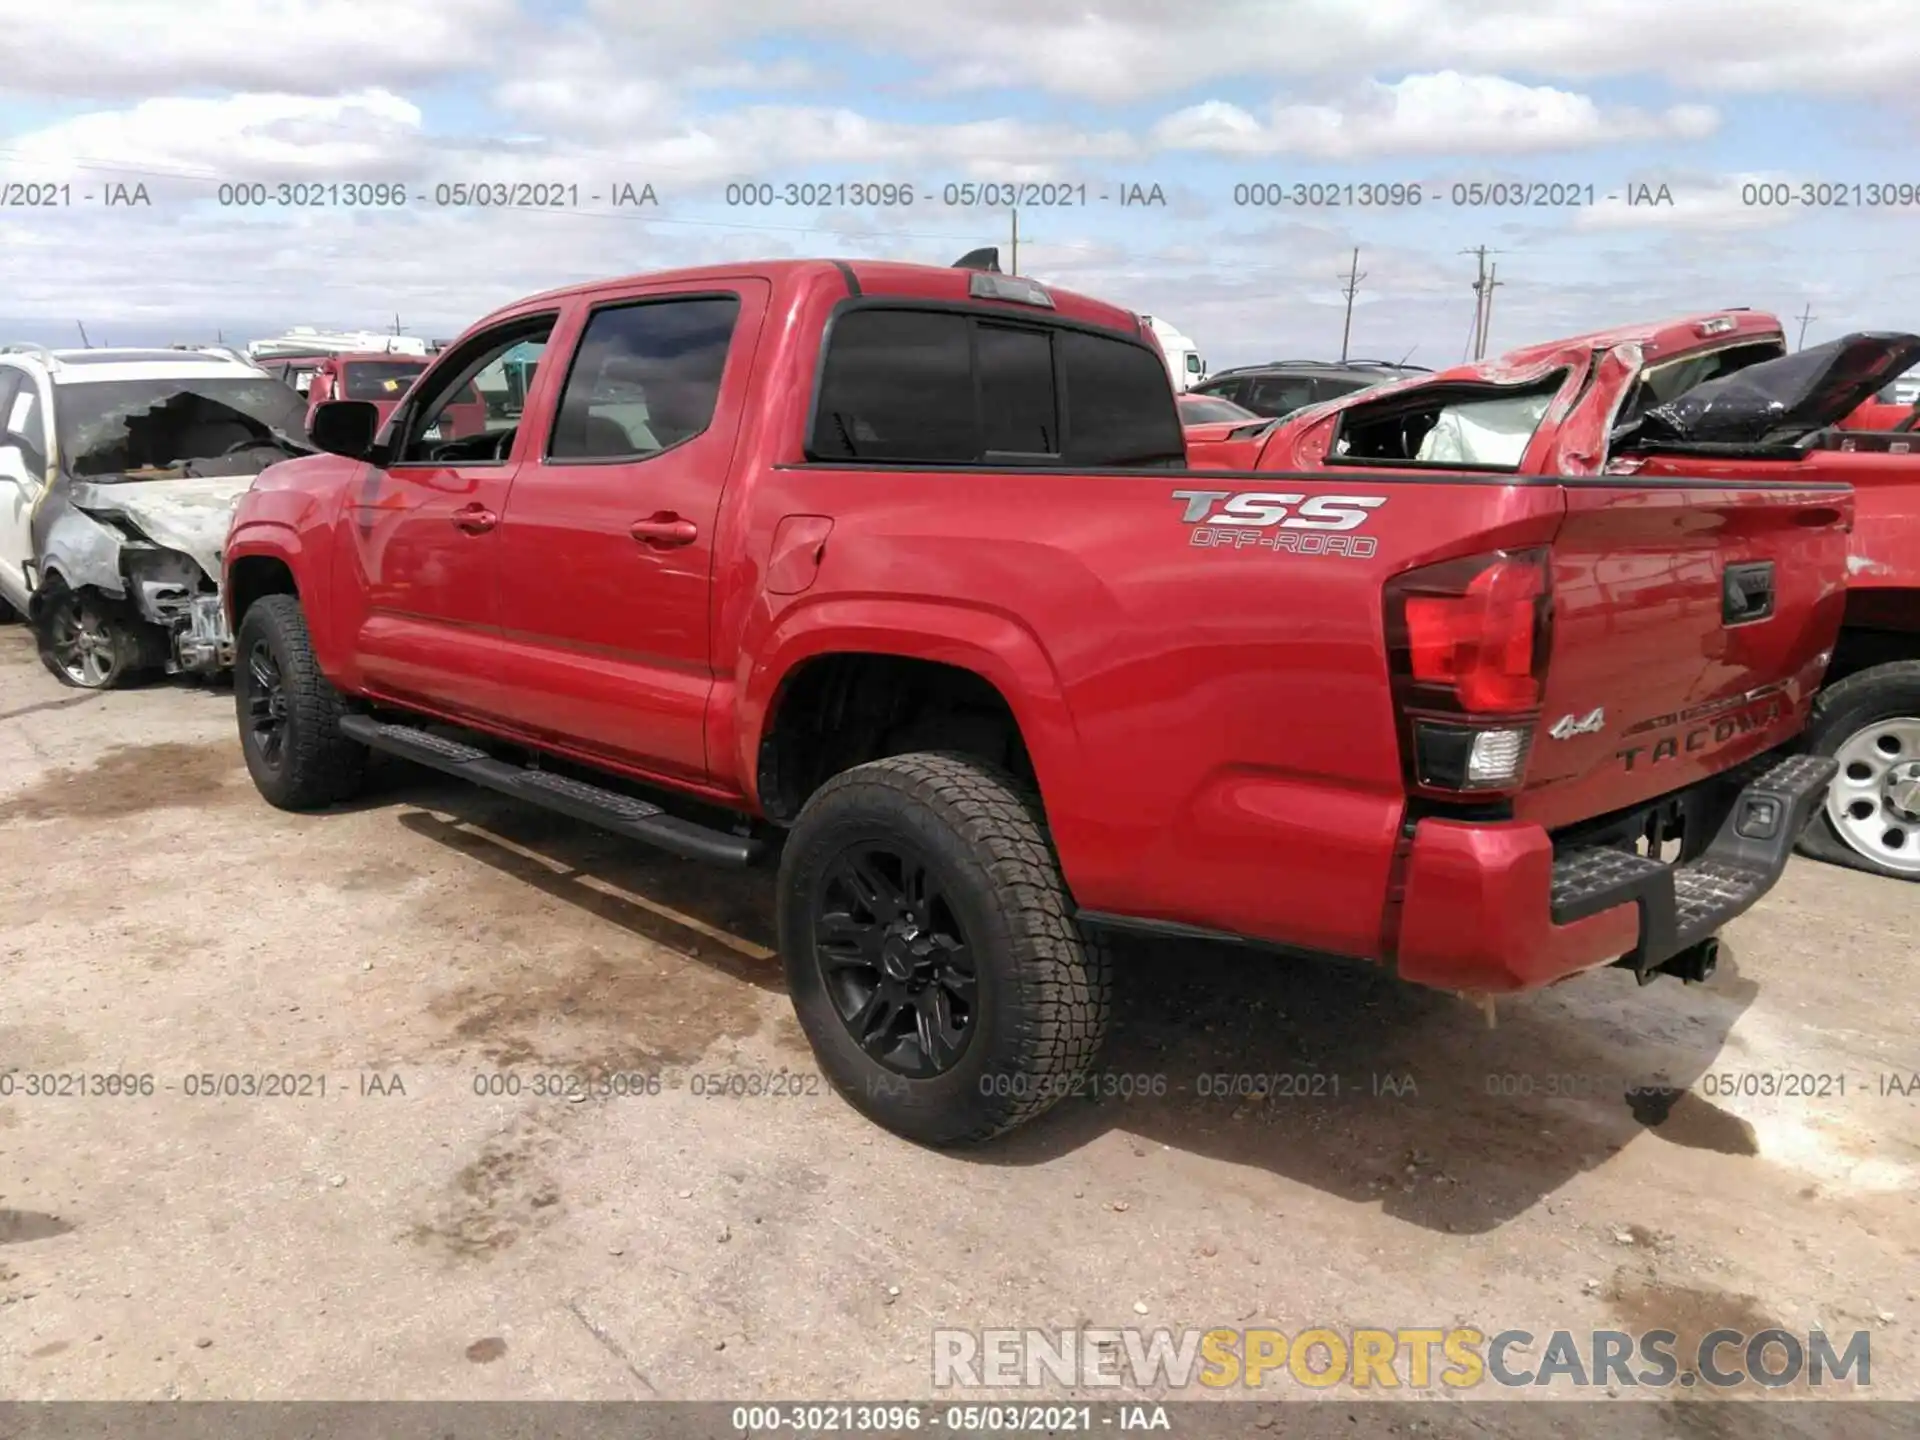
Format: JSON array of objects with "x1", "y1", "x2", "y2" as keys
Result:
[
  {"x1": 571, "y1": 0, "x2": 1920, "y2": 101},
  {"x1": 4, "y1": 91, "x2": 428, "y2": 184},
  {"x1": 1574, "y1": 173, "x2": 1805, "y2": 233},
  {"x1": 0, "y1": 0, "x2": 519, "y2": 97},
  {"x1": 1152, "y1": 74, "x2": 1719, "y2": 158},
  {"x1": 10, "y1": 0, "x2": 1920, "y2": 106}
]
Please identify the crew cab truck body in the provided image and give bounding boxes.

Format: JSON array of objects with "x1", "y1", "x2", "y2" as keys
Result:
[
  {"x1": 224, "y1": 264, "x2": 1849, "y2": 1146},
  {"x1": 1254, "y1": 311, "x2": 1920, "y2": 881}
]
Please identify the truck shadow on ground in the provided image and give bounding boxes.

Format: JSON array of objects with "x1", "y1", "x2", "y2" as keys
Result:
[
  {"x1": 984, "y1": 934, "x2": 1764, "y2": 1233},
  {"x1": 368, "y1": 760, "x2": 782, "y2": 996},
  {"x1": 361, "y1": 760, "x2": 1760, "y2": 1235}
]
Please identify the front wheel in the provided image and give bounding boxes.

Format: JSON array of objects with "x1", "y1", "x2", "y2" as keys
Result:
[
  {"x1": 233, "y1": 594, "x2": 368, "y2": 810},
  {"x1": 777, "y1": 752, "x2": 1112, "y2": 1147},
  {"x1": 36, "y1": 586, "x2": 154, "y2": 689},
  {"x1": 1797, "y1": 661, "x2": 1920, "y2": 880}
]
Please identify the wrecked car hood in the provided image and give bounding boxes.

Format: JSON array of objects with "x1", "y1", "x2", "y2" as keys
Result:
[
  {"x1": 1637, "y1": 332, "x2": 1920, "y2": 445},
  {"x1": 66, "y1": 474, "x2": 260, "y2": 578}
]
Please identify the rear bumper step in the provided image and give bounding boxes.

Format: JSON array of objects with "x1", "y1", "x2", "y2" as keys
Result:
[
  {"x1": 1549, "y1": 752, "x2": 1836, "y2": 978},
  {"x1": 338, "y1": 715, "x2": 761, "y2": 867}
]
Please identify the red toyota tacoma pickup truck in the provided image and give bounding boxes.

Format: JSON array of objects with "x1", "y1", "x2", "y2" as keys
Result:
[
  {"x1": 1253, "y1": 312, "x2": 1920, "y2": 882},
  {"x1": 222, "y1": 262, "x2": 1849, "y2": 1146}
]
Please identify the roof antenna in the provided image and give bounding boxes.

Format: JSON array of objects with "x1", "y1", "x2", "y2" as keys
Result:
[
  {"x1": 952, "y1": 246, "x2": 1001, "y2": 273},
  {"x1": 76, "y1": 321, "x2": 91, "y2": 349},
  {"x1": 1397, "y1": 344, "x2": 1418, "y2": 366}
]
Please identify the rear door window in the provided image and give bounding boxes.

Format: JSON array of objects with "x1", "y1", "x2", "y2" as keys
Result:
[
  {"x1": 1311, "y1": 377, "x2": 1373, "y2": 405},
  {"x1": 812, "y1": 310, "x2": 977, "y2": 462},
  {"x1": 1245, "y1": 376, "x2": 1317, "y2": 417}
]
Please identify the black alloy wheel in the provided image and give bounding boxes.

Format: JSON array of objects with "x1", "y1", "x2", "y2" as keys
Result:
[
  {"x1": 241, "y1": 638, "x2": 290, "y2": 773},
  {"x1": 813, "y1": 841, "x2": 978, "y2": 1076}
]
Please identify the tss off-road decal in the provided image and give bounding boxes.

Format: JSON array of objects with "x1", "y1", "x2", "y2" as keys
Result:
[{"x1": 1171, "y1": 489, "x2": 1387, "y2": 558}]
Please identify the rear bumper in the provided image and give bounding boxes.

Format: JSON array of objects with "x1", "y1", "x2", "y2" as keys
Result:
[{"x1": 1393, "y1": 752, "x2": 1836, "y2": 993}]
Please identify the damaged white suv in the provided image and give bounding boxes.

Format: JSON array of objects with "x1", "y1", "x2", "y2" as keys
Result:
[{"x1": 0, "y1": 346, "x2": 312, "y2": 688}]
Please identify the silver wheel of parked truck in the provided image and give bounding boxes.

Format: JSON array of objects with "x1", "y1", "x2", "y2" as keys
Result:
[{"x1": 1798, "y1": 662, "x2": 1920, "y2": 880}]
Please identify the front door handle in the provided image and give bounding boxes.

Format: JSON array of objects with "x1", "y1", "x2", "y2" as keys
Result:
[
  {"x1": 631, "y1": 514, "x2": 698, "y2": 548},
  {"x1": 452, "y1": 504, "x2": 498, "y2": 534}
]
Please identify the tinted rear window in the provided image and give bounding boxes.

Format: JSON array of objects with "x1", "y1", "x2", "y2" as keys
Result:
[
  {"x1": 810, "y1": 306, "x2": 1179, "y2": 467},
  {"x1": 812, "y1": 310, "x2": 976, "y2": 462},
  {"x1": 1244, "y1": 376, "x2": 1318, "y2": 417},
  {"x1": 977, "y1": 323, "x2": 1057, "y2": 454},
  {"x1": 1058, "y1": 329, "x2": 1182, "y2": 465}
]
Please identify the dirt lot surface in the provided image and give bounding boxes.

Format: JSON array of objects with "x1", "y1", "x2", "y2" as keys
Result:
[{"x1": 1, "y1": 620, "x2": 1916, "y2": 1430}]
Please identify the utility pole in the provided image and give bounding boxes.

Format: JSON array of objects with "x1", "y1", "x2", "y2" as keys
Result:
[
  {"x1": 1010, "y1": 208, "x2": 1019, "y2": 276},
  {"x1": 1337, "y1": 247, "x2": 1365, "y2": 362},
  {"x1": 1461, "y1": 246, "x2": 1503, "y2": 359},
  {"x1": 1478, "y1": 262, "x2": 1503, "y2": 359},
  {"x1": 1795, "y1": 303, "x2": 1816, "y2": 350}
]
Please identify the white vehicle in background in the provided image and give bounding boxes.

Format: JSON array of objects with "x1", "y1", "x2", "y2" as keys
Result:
[
  {"x1": 0, "y1": 345, "x2": 312, "y2": 686},
  {"x1": 1141, "y1": 316, "x2": 1206, "y2": 391},
  {"x1": 245, "y1": 327, "x2": 431, "y2": 361}
]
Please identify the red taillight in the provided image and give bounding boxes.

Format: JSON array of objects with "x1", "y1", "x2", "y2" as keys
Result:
[
  {"x1": 1386, "y1": 549, "x2": 1553, "y2": 795},
  {"x1": 1392, "y1": 551, "x2": 1550, "y2": 715}
]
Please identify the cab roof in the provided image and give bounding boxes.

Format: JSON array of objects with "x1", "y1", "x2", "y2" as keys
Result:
[
  {"x1": 1469, "y1": 310, "x2": 1786, "y2": 376},
  {"x1": 487, "y1": 258, "x2": 1144, "y2": 337}
]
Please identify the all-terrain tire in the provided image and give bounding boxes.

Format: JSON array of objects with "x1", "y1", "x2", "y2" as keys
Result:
[
  {"x1": 778, "y1": 751, "x2": 1112, "y2": 1147},
  {"x1": 234, "y1": 594, "x2": 368, "y2": 810},
  {"x1": 1796, "y1": 660, "x2": 1920, "y2": 881}
]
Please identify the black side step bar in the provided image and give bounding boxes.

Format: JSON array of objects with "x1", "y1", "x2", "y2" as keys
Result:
[{"x1": 339, "y1": 715, "x2": 761, "y2": 867}]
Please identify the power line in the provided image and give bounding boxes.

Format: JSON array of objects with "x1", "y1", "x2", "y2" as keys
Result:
[
  {"x1": 1795, "y1": 302, "x2": 1817, "y2": 350},
  {"x1": 1337, "y1": 247, "x2": 1364, "y2": 363}
]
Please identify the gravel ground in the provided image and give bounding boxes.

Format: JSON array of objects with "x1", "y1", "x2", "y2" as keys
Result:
[{"x1": 1, "y1": 620, "x2": 1915, "y2": 1431}]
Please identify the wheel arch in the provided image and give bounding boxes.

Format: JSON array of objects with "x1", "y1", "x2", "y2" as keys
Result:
[{"x1": 741, "y1": 601, "x2": 1081, "y2": 826}]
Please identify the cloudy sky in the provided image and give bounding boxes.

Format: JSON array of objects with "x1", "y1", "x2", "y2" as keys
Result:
[{"x1": 2, "y1": 0, "x2": 1917, "y2": 367}]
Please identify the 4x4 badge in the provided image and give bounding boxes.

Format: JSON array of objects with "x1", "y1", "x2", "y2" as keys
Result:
[{"x1": 1549, "y1": 708, "x2": 1606, "y2": 740}]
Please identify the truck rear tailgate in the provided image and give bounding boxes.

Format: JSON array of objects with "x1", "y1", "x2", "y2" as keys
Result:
[{"x1": 1518, "y1": 479, "x2": 1853, "y2": 832}]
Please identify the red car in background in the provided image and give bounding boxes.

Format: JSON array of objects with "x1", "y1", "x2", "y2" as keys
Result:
[
  {"x1": 1250, "y1": 310, "x2": 1920, "y2": 882},
  {"x1": 1837, "y1": 363, "x2": 1920, "y2": 432},
  {"x1": 1176, "y1": 391, "x2": 1275, "y2": 469},
  {"x1": 302, "y1": 353, "x2": 487, "y2": 441}
]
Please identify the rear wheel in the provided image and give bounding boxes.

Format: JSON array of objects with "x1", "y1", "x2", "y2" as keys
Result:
[
  {"x1": 778, "y1": 752, "x2": 1112, "y2": 1147},
  {"x1": 1798, "y1": 661, "x2": 1920, "y2": 880},
  {"x1": 234, "y1": 594, "x2": 367, "y2": 810},
  {"x1": 36, "y1": 586, "x2": 153, "y2": 689}
]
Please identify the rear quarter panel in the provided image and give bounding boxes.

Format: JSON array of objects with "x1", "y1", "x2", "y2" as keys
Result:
[{"x1": 735, "y1": 466, "x2": 1564, "y2": 959}]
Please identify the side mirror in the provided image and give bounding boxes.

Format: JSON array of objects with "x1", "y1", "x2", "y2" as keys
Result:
[{"x1": 309, "y1": 400, "x2": 380, "y2": 459}]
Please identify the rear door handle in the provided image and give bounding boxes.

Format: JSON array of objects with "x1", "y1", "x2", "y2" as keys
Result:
[
  {"x1": 452, "y1": 504, "x2": 497, "y2": 534},
  {"x1": 631, "y1": 515, "x2": 698, "y2": 548}
]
